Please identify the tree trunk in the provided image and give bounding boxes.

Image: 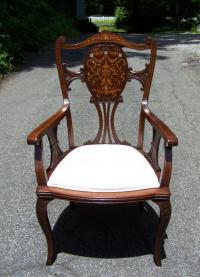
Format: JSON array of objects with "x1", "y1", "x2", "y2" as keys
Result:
[{"x1": 76, "y1": 0, "x2": 86, "y2": 19}]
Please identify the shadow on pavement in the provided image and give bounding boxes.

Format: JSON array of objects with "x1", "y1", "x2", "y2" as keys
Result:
[
  {"x1": 53, "y1": 202, "x2": 166, "y2": 260},
  {"x1": 14, "y1": 33, "x2": 200, "y2": 74}
]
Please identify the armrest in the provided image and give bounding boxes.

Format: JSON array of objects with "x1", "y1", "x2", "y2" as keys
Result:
[
  {"x1": 142, "y1": 105, "x2": 178, "y2": 147},
  {"x1": 27, "y1": 104, "x2": 69, "y2": 145}
]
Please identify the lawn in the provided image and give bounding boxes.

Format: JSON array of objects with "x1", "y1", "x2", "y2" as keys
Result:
[{"x1": 90, "y1": 17, "x2": 125, "y2": 32}]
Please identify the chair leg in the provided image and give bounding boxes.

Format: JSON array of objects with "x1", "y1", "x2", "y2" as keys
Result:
[
  {"x1": 69, "y1": 201, "x2": 75, "y2": 210},
  {"x1": 153, "y1": 199, "x2": 171, "y2": 267},
  {"x1": 36, "y1": 198, "x2": 57, "y2": 265},
  {"x1": 138, "y1": 201, "x2": 144, "y2": 212}
]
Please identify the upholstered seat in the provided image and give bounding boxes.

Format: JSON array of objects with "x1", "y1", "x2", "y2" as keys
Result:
[{"x1": 48, "y1": 144, "x2": 160, "y2": 192}]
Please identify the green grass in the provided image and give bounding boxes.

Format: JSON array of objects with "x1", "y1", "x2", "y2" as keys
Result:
[{"x1": 92, "y1": 18, "x2": 125, "y2": 32}]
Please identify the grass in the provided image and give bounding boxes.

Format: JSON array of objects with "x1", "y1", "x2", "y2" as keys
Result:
[{"x1": 91, "y1": 18, "x2": 125, "y2": 32}]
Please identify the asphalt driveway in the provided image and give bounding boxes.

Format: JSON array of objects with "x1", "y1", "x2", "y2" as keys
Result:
[{"x1": 0, "y1": 33, "x2": 200, "y2": 276}]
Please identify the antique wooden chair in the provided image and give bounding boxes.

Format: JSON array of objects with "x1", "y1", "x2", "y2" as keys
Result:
[{"x1": 27, "y1": 31, "x2": 178, "y2": 266}]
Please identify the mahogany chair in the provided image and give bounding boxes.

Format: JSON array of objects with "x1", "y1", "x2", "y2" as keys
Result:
[{"x1": 27, "y1": 31, "x2": 178, "y2": 266}]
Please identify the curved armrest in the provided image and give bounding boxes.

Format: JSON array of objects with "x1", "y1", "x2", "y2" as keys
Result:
[
  {"x1": 27, "y1": 104, "x2": 69, "y2": 145},
  {"x1": 143, "y1": 105, "x2": 178, "y2": 147}
]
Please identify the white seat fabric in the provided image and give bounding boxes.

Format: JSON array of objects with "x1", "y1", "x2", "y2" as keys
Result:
[{"x1": 48, "y1": 144, "x2": 160, "y2": 192}]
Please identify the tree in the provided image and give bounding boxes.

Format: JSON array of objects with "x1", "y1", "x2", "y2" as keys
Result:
[
  {"x1": 115, "y1": 0, "x2": 168, "y2": 32},
  {"x1": 115, "y1": 0, "x2": 200, "y2": 32},
  {"x1": 86, "y1": 0, "x2": 115, "y2": 15},
  {"x1": 76, "y1": 0, "x2": 86, "y2": 19}
]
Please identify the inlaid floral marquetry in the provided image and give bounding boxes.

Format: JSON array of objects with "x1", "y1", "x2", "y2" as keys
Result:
[{"x1": 84, "y1": 44, "x2": 128, "y2": 99}]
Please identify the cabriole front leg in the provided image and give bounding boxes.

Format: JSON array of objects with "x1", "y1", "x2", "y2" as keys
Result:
[
  {"x1": 153, "y1": 199, "x2": 171, "y2": 266},
  {"x1": 36, "y1": 198, "x2": 57, "y2": 265}
]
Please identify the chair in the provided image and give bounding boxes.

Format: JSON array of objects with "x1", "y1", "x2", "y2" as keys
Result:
[{"x1": 27, "y1": 31, "x2": 178, "y2": 266}]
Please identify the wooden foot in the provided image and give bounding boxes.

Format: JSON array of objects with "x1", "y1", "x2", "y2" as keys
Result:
[
  {"x1": 153, "y1": 199, "x2": 171, "y2": 267},
  {"x1": 36, "y1": 198, "x2": 57, "y2": 265}
]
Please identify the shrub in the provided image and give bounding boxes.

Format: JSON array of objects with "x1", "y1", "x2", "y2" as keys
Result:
[
  {"x1": 0, "y1": 46, "x2": 13, "y2": 78},
  {"x1": 0, "y1": 0, "x2": 79, "y2": 77},
  {"x1": 124, "y1": 0, "x2": 167, "y2": 33},
  {"x1": 115, "y1": 6, "x2": 128, "y2": 29},
  {"x1": 181, "y1": 18, "x2": 199, "y2": 32}
]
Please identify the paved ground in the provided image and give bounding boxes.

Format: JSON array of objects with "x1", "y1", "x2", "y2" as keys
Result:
[{"x1": 0, "y1": 33, "x2": 200, "y2": 277}]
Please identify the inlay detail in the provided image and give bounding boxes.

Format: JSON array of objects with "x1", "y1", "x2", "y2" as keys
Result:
[{"x1": 84, "y1": 44, "x2": 128, "y2": 99}]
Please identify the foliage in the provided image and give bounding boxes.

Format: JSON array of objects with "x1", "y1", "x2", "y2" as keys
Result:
[
  {"x1": 0, "y1": 42, "x2": 13, "y2": 78},
  {"x1": 1, "y1": 0, "x2": 200, "y2": 78},
  {"x1": 0, "y1": 0, "x2": 79, "y2": 77},
  {"x1": 115, "y1": 6, "x2": 128, "y2": 29},
  {"x1": 114, "y1": 0, "x2": 200, "y2": 32},
  {"x1": 86, "y1": 0, "x2": 115, "y2": 15},
  {"x1": 120, "y1": 0, "x2": 168, "y2": 32},
  {"x1": 87, "y1": 0, "x2": 200, "y2": 32}
]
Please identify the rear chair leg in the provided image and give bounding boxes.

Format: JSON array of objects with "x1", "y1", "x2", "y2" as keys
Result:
[
  {"x1": 36, "y1": 198, "x2": 57, "y2": 265},
  {"x1": 138, "y1": 201, "x2": 144, "y2": 212},
  {"x1": 69, "y1": 201, "x2": 76, "y2": 210},
  {"x1": 153, "y1": 199, "x2": 171, "y2": 267}
]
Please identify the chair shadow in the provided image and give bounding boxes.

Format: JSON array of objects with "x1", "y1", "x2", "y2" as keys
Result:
[{"x1": 53, "y1": 202, "x2": 166, "y2": 259}]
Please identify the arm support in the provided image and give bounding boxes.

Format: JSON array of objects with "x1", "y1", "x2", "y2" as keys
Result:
[
  {"x1": 143, "y1": 105, "x2": 178, "y2": 147},
  {"x1": 27, "y1": 104, "x2": 69, "y2": 145},
  {"x1": 142, "y1": 104, "x2": 178, "y2": 187},
  {"x1": 27, "y1": 104, "x2": 71, "y2": 186}
]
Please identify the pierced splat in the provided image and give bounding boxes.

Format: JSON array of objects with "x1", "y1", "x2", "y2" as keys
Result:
[
  {"x1": 84, "y1": 97, "x2": 131, "y2": 145},
  {"x1": 84, "y1": 44, "x2": 128, "y2": 99},
  {"x1": 147, "y1": 127, "x2": 161, "y2": 172},
  {"x1": 128, "y1": 63, "x2": 150, "y2": 91},
  {"x1": 62, "y1": 65, "x2": 84, "y2": 92},
  {"x1": 55, "y1": 32, "x2": 156, "y2": 147},
  {"x1": 47, "y1": 126, "x2": 63, "y2": 173}
]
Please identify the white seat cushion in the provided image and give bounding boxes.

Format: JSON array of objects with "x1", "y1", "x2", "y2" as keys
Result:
[{"x1": 48, "y1": 144, "x2": 160, "y2": 192}]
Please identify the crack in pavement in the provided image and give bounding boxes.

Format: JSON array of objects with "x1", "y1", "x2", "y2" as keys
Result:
[
  {"x1": 170, "y1": 77, "x2": 197, "y2": 132},
  {"x1": 159, "y1": 53, "x2": 198, "y2": 133}
]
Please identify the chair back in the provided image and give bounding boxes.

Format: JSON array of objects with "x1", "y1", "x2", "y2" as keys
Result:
[{"x1": 55, "y1": 31, "x2": 156, "y2": 145}]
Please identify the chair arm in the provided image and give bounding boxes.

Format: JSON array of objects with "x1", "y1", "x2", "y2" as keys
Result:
[
  {"x1": 143, "y1": 105, "x2": 178, "y2": 147},
  {"x1": 27, "y1": 104, "x2": 69, "y2": 145}
]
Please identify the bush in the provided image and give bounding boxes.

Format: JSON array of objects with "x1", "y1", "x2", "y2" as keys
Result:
[
  {"x1": 0, "y1": 46, "x2": 13, "y2": 78},
  {"x1": 115, "y1": 6, "x2": 128, "y2": 29},
  {"x1": 181, "y1": 18, "x2": 199, "y2": 32},
  {"x1": 123, "y1": 0, "x2": 167, "y2": 33},
  {"x1": 0, "y1": 0, "x2": 79, "y2": 77},
  {"x1": 114, "y1": 0, "x2": 200, "y2": 33}
]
